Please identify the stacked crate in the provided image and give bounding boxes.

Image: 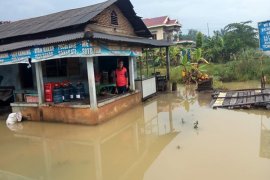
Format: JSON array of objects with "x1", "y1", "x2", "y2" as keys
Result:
[{"x1": 44, "y1": 83, "x2": 55, "y2": 102}]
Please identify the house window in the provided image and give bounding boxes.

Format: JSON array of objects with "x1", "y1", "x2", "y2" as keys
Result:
[
  {"x1": 152, "y1": 34, "x2": 157, "y2": 40},
  {"x1": 42, "y1": 59, "x2": 80, "y2": 77},
  {"x1": 111, "y1": 10, "x2": 118, "y2": 25}
]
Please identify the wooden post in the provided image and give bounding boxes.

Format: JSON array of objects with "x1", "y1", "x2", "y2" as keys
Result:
[
  {"x1": 166, "y1": 46, "x2": 170, "y2": 81},
  {"x1": 86, "y1": 57, "x2": 97, "y2": 109},
  {"x1": 35, "y1": 62, "x2": 44, "y2": 104},
  {"x1": 129, "y1": 57, "x2": 135, "y2": 90},
  {"x1": 146, "y1": 49, "x2": 149, "y2": 77}
]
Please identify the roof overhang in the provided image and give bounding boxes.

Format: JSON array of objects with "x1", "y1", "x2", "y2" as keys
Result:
[
  {"x1": 0, "y1": 32, "x2": 171, "y2": 53},
  {"x1": 87, "y1": 32, "x2": 171, "y2": 47},
  {"x1": 0, "y1": 32, "x2": 171, "y2": 66},
  {"x1": 147, "y1": 24, "x2": 182, "y2": 29}
]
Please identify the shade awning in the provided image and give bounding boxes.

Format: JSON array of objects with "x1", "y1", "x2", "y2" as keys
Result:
[
  {"x1": 0, "y1": 32, "x2": 84, "y2": 53},
  {"x1": 0, "y1": 32, "x2": 171, "y2": 65},
  {"x1": 89, "y1": 32, "x2": 171, "y2": 47}
]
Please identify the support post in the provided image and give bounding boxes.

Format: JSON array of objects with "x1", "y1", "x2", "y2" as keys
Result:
[
  {"x1": 166, "y1": 46, "x2": 170, "y2": 81},
  {"x1": 146, "y1": 49, "x2": 149, "y2": 77},
  {"x1": 129, "y1": 57, "x2": 135, "y2": 91},
  {"x1": 86, "y1": 57, "x2": 97, "y2": 109},
  {"x1": 35, "y1": 62, "x2": 44, "y2": 104}
]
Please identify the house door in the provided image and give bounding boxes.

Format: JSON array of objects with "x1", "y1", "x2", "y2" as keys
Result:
[{"x1": 19, "y1": 64, "x2": 34, "y2": 89}]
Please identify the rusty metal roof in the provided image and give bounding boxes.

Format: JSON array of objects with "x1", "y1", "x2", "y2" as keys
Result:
[
  {"x1": 0, "y1": 31, "x2": 169, "y2": 53},
  {"x1": 91, "y1": 32, "x2": 171, "y2": 47},
  {"x1": 0, "y1": 0, "x2": 151, "y2": 41},
  {"x1": 0, "y1": 32, "x2": 84, "y2": 52},
  {"x1": 0, "y1": 0, "x2": 115, "y2": 40}
]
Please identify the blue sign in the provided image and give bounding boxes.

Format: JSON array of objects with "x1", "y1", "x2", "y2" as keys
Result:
[
  {"x1": 0, "y1": 40, "x2": 142, "y2": 65},
  {"x1": 258, "y1": 21, "x2": 270, "y2": 51}
]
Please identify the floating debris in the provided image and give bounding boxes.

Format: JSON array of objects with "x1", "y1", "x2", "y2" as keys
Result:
[
  {"x1": 211, "y1": 88, "x2": 270, "y2": 109},
  {"x1": 194, "y1": 120, "x2": 198, "y2": 129}
]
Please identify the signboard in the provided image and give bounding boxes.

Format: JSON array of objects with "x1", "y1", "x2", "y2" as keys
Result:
[
  {"x1": 258, "y1": 20, "x2": 270, "y2": 51},
  {"x1": 0, "y1": 40, "x2": 142, "y2": 65}
]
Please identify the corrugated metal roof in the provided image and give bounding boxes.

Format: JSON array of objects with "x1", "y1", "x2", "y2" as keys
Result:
[
  {"x1": 0, "y1": 0, "x2": 117, "y2": 40},
  {"x1": 0, "y1": 0, "x2": 152, "y2": 40},
  {"x1": 0, "y1": 32, "x2": 84, "y2": 52},
  {"x1": 91, "y1": 32, "x2": 171, "y2": 47},
  {"x1": 0, "y1": 31, "x2": 169, "y2": 53}
]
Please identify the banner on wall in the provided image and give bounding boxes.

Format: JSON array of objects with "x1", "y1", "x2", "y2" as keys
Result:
[
  {"x1": 0, "y1": 40, "x2": 142, "y2": 65},
  {"x1": 258, "y1": 20, "x2": 270, "y2": 51}
]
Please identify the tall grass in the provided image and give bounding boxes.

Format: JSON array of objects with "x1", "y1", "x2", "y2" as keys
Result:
[{"x1": 206, "y1": 58, "x2": 270, "y2": 82}]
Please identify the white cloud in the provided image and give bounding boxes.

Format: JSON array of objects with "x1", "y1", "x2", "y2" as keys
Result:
[{"x1": 0, "y1": 0, "x2": 269, "y2": 35}]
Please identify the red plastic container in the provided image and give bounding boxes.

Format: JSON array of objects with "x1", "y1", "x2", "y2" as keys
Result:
[{"x1": 44, "y1": 82, "x2": 55, "y2": 102}]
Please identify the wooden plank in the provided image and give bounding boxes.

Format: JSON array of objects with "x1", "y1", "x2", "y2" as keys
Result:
[
  {"x1": 229, "y1": 93, "x2": 238, "y2": 105},
  {"x1": 255, "y1": 90, "x2": 261, "y2": 94},
  {"x1": 242, "y1": 96, "x2": 247, "y2": 104},
  {"x1": 250, "y1": 91, "x2": 256, "y2": 103},
  {"x1": 256, "y1": 95, "x2": 263, "y2": 103},
  {"x1": 212, "y1": 88, "x2": 270, "y2": 109},
  {"x1": 236, "y1": 97, "x2": 243, "y2": 105},
  {"x1": 212, "y1": 94, "x2": 225, "y2": 107},
  {"x1": 218, "y1": 92, "x2": 227, "y2": 98},
  {"x1": 264, "y1": 95, "x2": 270, "y2": 102},
  {"x1": 264, "y1": 89, "x2": 270, "y2": 94},
  {"x1": 238, "y1": 91, "x2": 244, "y2": 97},
  {"x1": 223, "y1": 98, "x2": 231, "y2": 106},
  {"x1": 226, "y1": 91, "x2": 233, "y2": 98},
  {"x1": 247, "y1": 96, "x2": 252, "y2": 103}
]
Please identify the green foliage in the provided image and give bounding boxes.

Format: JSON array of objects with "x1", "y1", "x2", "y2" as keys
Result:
[
  {"x1": 212, "y1": 76, "x2": 226, "y2": 89},
  {"x1": 196, "y1": 32, "x2": 203, "y2": 48},
  {"x1": 206, "y1": 55, "x2": 270, "y2": 82},
  {"x1": 202, "y1": 21, "x2": 259, "y2": 63},
  {"x1": 203, "y1": 31, "x2": 224, "y2": 63},
  {"x1": 180, "y1": 29, "x2": 199, "y2": 41},
  {"x1": 169, "y1": 45, "x2": 181, "y2": 66},
  {"x1": 170, "y1": 66, "x2": 184, "y2": 83},
  {"x1": 223, "y1": 21, "x2": 258, "y2": 60},
  {"x1": 192, "y1": 48, "x2": 202, "y2": 62}
]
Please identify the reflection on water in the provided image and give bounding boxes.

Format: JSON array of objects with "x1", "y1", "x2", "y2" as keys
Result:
[
  {"x1": 0, "y1": 83, "x2": 270, "y2": 180},
  {"x1": 261, "y1": 118, "x2": 270, "y2": 159}
]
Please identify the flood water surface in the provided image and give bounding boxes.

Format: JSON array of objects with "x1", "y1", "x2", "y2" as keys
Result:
[{"x1": 0, "y1": 83, "x2": 270, "y2": 180}]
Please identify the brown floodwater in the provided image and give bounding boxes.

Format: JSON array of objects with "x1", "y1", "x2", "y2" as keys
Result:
[{"x1": 0, "y1": 82, "x2": 270, "y2": 180}]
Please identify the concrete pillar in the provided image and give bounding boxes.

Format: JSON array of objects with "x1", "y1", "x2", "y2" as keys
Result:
[
  {"x1": 129, "y1": 57, "x2": 135, "y2": 91},
  {"x1": 134, "y1": 58, "x2": 138, "y2": 80},
  {"x1": 35, "y1": 62, "x2": 44, "y2": 104},
  {"x1": 166, "y1": 47, "x2": 170, "y2": 81},
  {"x1": 86, "y1": 57, "x2": 97, "y2": 109}
]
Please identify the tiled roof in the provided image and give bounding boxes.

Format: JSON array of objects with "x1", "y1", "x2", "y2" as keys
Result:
[
  {"x1": 167, "y1": 19, "x2": 178, "y2": 25},
  {"x1": 143, "y1": 16, "x2": 168, "y2": 27},
  {"x1": 143, "y1": 16, "x2": 180, "y2": 27}
]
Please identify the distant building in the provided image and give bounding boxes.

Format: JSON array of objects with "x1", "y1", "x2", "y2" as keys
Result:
[
  {"x1": 143, "y1": 16, "x2": 181, "y2": 42},
  {"x1": 174, "y1": 40, "x2": 196, "y2": 47}
]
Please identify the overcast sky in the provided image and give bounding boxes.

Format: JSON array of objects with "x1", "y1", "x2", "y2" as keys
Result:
[{"x1": 0, "y1": 0, "x2": 269, "y2": 35}]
